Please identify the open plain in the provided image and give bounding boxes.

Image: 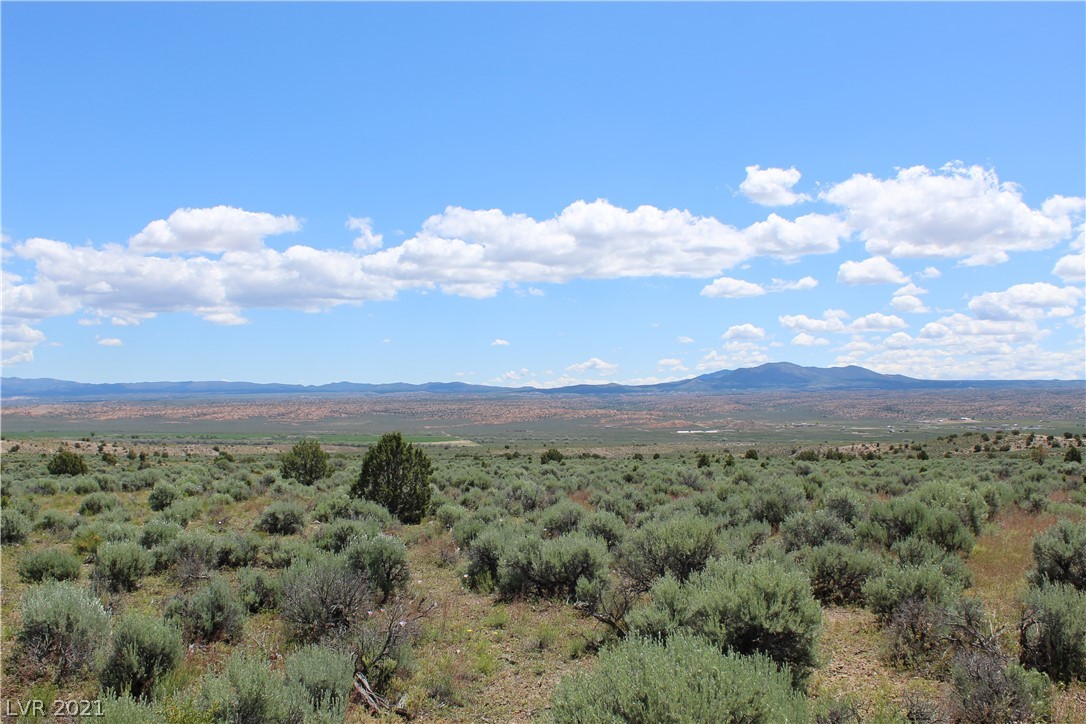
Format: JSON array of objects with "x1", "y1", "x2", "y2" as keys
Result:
[{"x1": 2, "y1": 388, "x2": 1084, "y2": 722}]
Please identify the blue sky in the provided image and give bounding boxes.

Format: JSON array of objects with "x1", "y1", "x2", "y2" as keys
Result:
[{"x1": 3, "y1": 2, "x2": 1084, "y2": 385}]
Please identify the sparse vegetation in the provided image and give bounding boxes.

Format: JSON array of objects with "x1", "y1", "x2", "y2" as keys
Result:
[{"x1": 1, "y1": 417, "x2": 1084, "y2": 720}]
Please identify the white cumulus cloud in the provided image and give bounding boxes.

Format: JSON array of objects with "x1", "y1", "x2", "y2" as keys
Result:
[
  {"x1": 850, "y1": 313, "x2": 908, "y2": 332},
  {"x1": 723, "y1": 323, "x2": 766, "y2": 340},
  {"x1": 822, "y1": 163, "x2": 1081, "y2": 265},
  {"x1": 837, "y1": 256, "x2": 909, "y2": 285},
  {"x1": 739, "y1": 165, "x2": 811, "y2": 206},
  {"x1": 742, "y1": 213, "x2": 847, "y2": 259},
  {"x1": 696, "y1": 342, "x2": 770, "y2": 371},
  {"x1": 891, "y1": 282, "x2": 930, "y2": 313},
  {"x1": 1052, "y1": 252, "x2": 1085, "y2": 283},
  {"x1": 657, "y1": 358, "x2": 688, "y2": 371},
  {"x1": 97, "y1": 337, "x2": 123, "y2": 347},
  {"x1": 703, "y1": 274, "x2": 820, "y2": 298},
  {"x1": 891, "y1": 295, "x2": 929, "y2": 314},
  {"x1": 701, "y1": 277, "x2": 765, "y2": 298},
  {"x1": 967, "y1": 282, "x2": 1082, "y2": 321},
  {"x1": 919, "y1": 266, "x2": 942, "y2": 279},
  {"x1": 779, "y1": 310, "x2": 850, "y2": 334},
  {"x1": 1, "y1": 322, "x2": 47, "y2": 366},
  {"x1": 348, "y1": 217, "x2": 384, "y2": 250},
  {"x1": 566, "y1": 357, "x2": 619, "y2": 373},
  {"x1": 770, "y1": 276, "x2": 819, "y2": 291},
  {"x1": 491, "y1": 338, "x2": 510, "y2": 346},
  {"x1": 129, "y1": 206, "x2": 299, "y2": 254},
  {"x1": 790, "y1": 333, "x2": 829, "y2": 346}
]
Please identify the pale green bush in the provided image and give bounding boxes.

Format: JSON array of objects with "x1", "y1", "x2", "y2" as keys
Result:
[
  {"x1": 18, "y1": 582, "x2": 109, "y2": 678},
  {"x1": 550, "y1": 634, "x2": 807, "y2": 722}
]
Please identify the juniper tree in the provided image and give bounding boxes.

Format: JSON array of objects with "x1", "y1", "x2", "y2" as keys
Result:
[
  {"x1": 351, "y1": 432, "x2": 432, "y2": 524},
  {"x1": 279, "y1": 439, "x2": 331, "y2": 486}
]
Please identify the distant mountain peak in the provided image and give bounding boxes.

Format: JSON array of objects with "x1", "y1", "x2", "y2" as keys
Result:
[{"x1": 1, "y1": 363, "x2": 1078, "y2": 401}]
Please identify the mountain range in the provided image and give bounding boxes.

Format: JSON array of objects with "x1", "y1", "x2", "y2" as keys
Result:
[{"x1": 2, "y1": 363, "x2": 1080, "y2": 401}]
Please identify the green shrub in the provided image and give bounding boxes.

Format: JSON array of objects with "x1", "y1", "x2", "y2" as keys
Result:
[
  {"x1": 464, "y1": 524, "x2": 518, "y2": 592},
  {"x1": 717, "y1": 521, "x2": 773, "y2": 562},
  {"x1": 494, "y1": 534, "x2": 541, "y2": 598},
  {"x1": 452, "y1": 515, "x2": 488, "y2": 549},
  {"x1": 892, "y1": 536, "x2": 973, "y2": 589},
  {"x1": 35, "y1": 509, "x2": 75, "y2": 534},
  {"x1": 94, "y1": 541, "x2": 152, "y2": 592},
  {"x1": 749, "y1": 479, "x2": 804, "y2": 527},
  {"x1": 628, "y1": 556, "x2": 822, "y2": 685},
  {"x1": 802, "y1": 543, "x2": 885, "y2": 606},
  {"x1": 100, "y1": 612, "x2": 183, "y2": 699},
  {"x1": 237, "y1": 567, "x2": 281, "y2": 612},
  {"x1": 1019, "y1": 583, "x2": 1086, "y2": 682},
  {"x1": 18, "y1": 548, "x2": 82, "y2": 583},
  {"x1": 18, "y1": 582, "x2": 109, "y2": 678},
  {"x1": 96, "y1": 692, "x2": 163, "y2": 724},
  {"x1": 79, "y1": 492, "x2": 121, "y2": 516},
  {"x1": 165, "y1": 577, "x2": 245, "y2": 644},
  {"x1": 161, "y1": 497, "x2": 203, "y2": 526},
  {"x1": 434, "y1": 502, "x2": 468, "y2": 530},
  {"x1": 540, "y1": 499, "x2": 585, "y2": 536},
  {"x1": 29, "y1": 477, "x2": 59, "y2": 495},
  {"x1": 280, "y1": 556, "x2": 370, "y2": 643},
  {"x1": 260, "y1": 537, "x2": 319, "y2": 569},
  {"x1": 866, "y1": 496, "x2": 929, "y2": 546},
  {"x1": 7, "y1": 495, "x2": 39, "y2": 521},
  {"x1": 160, "y1": 530, "x2": 220, "y2": 575},
  {"x1": 951, "y1": 650, "x2": 1051, "y2": 723},
  {"x1": 147, "y1": 482, "x2": 178, "y2": 512},
  {"x1": 72, "y1": 476, "x2": 101, "y2": 494},
  {"x1": 618, "y1": 514, "x2": 718, "y2": 592},
  {"x1": 1, "y1": 508, "x2": 31, "y2": 545},
  {"x1": 123, "y1": 468, "x2": 162, "y2": 492},
  {"x1": 1030, "y1": 519, "x2": 1086, "y2": 591},
  {"x1": 72, "y1": 521, "x2": 140, "y2": 560},
  {"x1": 496, "y1": 532, "x2": 609, "y2": 601},
  {"x1": 550, "y1": 634, "x2": 807, "y2": 722},
  {"x1": 863, "y1": 563, "x2": 960, "y2": 623},
  {"x1": 505, "y1": 478, "x2": 544, "y2": 513},
  {"x1": 920, "y1": 506, "x2": 976, "y2": 553},
  {"x1": 312, "y1": 519, "x2": 379, "y2": 553},
  {"x1": 780, "y1": 509, "x2": 854, "y2": 552},
  {"x1": 138, "y1": 520, "x2": 182, "y2": 550},
  {"x1": 578, "y1": 509, "x2": 627, "y2": 549},
  {"x1": 522, "y1": 532, "x2": 609, "y2": 600},
  {"x1": 867, "y1": 495, "x2": 974, "y2": 553},
  {"x1": 285, "y1": 644, "x2": 354, "y2": 720},
  {"x1": 213, "y1": 478, "x2": 252, "y2": 502},
  {"x1": 255, "y1": 501, "x2": 306, "y2": 535},
  {"x1": 344, "y1": 534, "x2": 410, "y2": 603},
  {"x1": 47, "y1": 449, "x2": 88, "y2": 476},
  {"x1": 199, "y1": 650, "x2": 304, "y2": 723},
  {"x1": 215, "y1": 532, "x2": 260, "y2": 569},
  {"x1": 312, "y1": 493, "x2": 394, "y2": 526},
  {"x1": 540, "y1": 448, "x2": 564, "y2": 464}
]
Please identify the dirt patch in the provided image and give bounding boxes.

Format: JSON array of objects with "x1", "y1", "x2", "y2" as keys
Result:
[
  {"x1": 967, "y1": 507, "x2": 1059, "y2": 623},
  {"x1": 811, "y1": 606, "x2": 948, "y2": 718}
]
